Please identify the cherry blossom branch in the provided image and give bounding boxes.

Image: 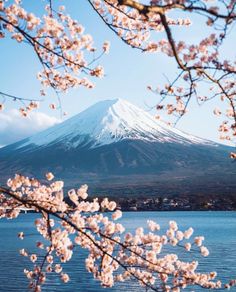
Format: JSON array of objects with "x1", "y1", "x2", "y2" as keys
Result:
[
  {"x1": 1, "y1": 174, "x2": 236, "y2": 291},
  {"x1": 118, "y1": 0, "x2": 236, "y2": 21},
  {"x1": 0, "y1": 91, "x2": 42, "y2": 102},
  {"x1": 0, "y1": 1, "x2": 110, "y2": 113},
  {"x1": 0, "y1": 90, "x2": 43, "y2": 113},
  {"x1": 0, "y1": 186, "x2": 160, "y2": 291}
]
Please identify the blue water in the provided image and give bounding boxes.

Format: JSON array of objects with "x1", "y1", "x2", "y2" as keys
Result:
[{"x1": 0, "y1": 211, "x2": 235, "y2": 291}]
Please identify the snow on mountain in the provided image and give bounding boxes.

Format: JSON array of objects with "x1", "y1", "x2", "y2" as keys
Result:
[
  {"x1": 17, "y1": 98, "x2": 215, "y2": 149},
  {"x1": 1, "y1": 98, "x2": 234, "y2": 182}
]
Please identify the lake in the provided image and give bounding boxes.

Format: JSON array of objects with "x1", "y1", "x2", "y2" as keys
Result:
[{"x1": 0, "y1": 211, "x2": 235, "y2": 291}]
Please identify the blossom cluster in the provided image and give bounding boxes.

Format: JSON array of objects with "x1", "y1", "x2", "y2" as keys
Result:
[
  {"x1": 0, "y1": 173, "x2": 236, "y2": 291},
  {"x1": 91, "y1": 0, "x2": 191, "y2": 52},
  {"x1": 0, "y1": 0, "x2": 109, "y2": 112}
]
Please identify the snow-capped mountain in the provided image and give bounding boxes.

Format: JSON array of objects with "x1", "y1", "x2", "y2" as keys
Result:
[
  {"x1": 17, "y1": 98, "x2": 214, "y2": 149},
  {"x1": 0, "y1": 98, "x2": 233, "y2": 181}
]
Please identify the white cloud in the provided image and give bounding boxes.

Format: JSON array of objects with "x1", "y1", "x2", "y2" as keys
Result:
[{"x1": 0, "y1": 109, "x2": 61, "y2": 147}]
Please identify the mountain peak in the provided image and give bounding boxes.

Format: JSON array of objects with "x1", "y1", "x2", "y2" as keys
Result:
[{"x1": 13, "y1": 98, "x2": 214, "y2": 150}]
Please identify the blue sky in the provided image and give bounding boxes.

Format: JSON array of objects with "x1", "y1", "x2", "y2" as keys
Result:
[{"x1": 0, "y1": 0, "x2": 234, "y2": 146}]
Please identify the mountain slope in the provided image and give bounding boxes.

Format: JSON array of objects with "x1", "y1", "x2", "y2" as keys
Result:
[
  {"x1": 0, "y1": 99, "x2": 234, "y2": 184},
  {"x1": 13, "y1": 98, "x2": 216, "y2": 149}
]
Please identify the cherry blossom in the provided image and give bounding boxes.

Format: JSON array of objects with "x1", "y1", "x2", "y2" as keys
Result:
[
  {"x1": 0, "y1": 173, "x2": 235, "y2": 291},
  {"x1": 0, "y1": 0, "x2": 108, "y2": 112}
]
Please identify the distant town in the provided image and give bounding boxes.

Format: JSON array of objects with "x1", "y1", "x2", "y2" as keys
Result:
[
  {"x1": 85, "y1": 177, "x2": 236, "y2": 211},
  {"x1": 103, "y1": 194, "x2": 236, "y2": 211}
]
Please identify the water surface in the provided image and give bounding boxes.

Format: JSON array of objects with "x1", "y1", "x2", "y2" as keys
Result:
[{"x1": 0, "y1": 211, "x2": 235, "y2": 291}]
